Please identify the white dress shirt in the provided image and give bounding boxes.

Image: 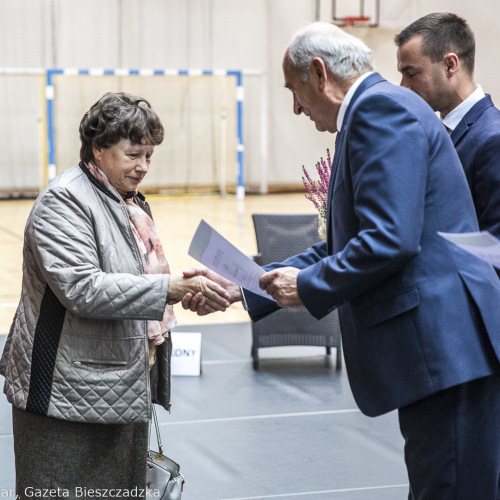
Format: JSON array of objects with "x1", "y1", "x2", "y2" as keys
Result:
[
  {"x1": 441, "y1": 85, "x2": 486, "y2": 133},
  {"x1": 336, "y1": 72, "x2": 374, "y2": 132}
]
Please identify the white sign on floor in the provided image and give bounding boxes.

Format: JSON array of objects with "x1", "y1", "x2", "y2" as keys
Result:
[{"x1": 171, "y1": 331, "x2": 202, "y2": 376}]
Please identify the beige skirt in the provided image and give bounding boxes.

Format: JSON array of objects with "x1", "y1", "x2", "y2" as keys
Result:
[{"x1": 12, "y1": 406, "x2": 149, "y2": 499}]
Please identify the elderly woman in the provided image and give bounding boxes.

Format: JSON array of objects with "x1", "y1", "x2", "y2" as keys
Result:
[{"x1": 0, "y1": 92, "x2": 230, "y2": 497}]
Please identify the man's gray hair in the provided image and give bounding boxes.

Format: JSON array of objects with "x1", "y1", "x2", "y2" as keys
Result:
[{"x1": 287, "y1": 22, "x2": 375, "y2": 82}]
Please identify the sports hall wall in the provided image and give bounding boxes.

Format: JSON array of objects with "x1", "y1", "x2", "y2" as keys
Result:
[{"x1": 1, "y1": 0, "x2": 498, "y2": 194}]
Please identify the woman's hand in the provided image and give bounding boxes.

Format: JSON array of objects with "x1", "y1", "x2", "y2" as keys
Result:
[
  {"x1": 180, "y1": 267, "x2": 242, "y2": 316},
  {"x1": 168, "y1": 273, "x2": 231, "y2": 312}
]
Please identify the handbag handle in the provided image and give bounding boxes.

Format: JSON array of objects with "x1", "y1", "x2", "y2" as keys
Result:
[{"x1": 150, "y1": 404, "x2": 164, "y2": 455}]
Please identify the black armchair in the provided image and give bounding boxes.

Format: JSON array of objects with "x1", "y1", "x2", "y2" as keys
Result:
[{"x1": 250, "y1": 213, "x2": 342, "y2": 370}]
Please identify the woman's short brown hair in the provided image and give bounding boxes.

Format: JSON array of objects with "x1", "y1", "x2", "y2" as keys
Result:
[{"x1": 79, "y1": 92, "x2": 165, "y2": 163}]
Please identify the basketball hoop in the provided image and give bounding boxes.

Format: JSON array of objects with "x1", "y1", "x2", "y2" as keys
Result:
[
  {"x1": 339, "y1": 16, "x2": 372, "y2": 27},
  {"x1": 326, "y1": 0, "x2": 380, "y2": 28}
]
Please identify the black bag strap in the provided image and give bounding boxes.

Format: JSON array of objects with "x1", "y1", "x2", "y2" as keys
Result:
[{"x1": 150, "y1": 404, "x2": 164, "y2": 455}]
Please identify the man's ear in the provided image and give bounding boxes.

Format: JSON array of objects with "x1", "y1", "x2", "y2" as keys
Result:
[
  {"x1": 444, "y1": 53, "x2": 459, "y2": 77},
  {"x1": 310, "y1": 57, "x2": 328, "y2": 90}
]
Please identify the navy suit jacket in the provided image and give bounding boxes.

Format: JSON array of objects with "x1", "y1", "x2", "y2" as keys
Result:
[
  {"x1": 451, "y1": 95, "x2": 500, "y2": 238},
  {"x1": 246, "y1": 73, "x2": 500, "y2": 417}
]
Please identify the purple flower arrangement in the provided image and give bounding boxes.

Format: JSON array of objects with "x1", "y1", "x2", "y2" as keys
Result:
[{"x1": 302, "y1": 148, "x2": 332, "y2": 219}]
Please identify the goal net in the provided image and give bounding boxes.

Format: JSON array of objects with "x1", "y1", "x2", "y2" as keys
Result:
[
  {"x1": 51, "y1": 70, "x2": 238, "y2": 195},
  {"x1": 0, "y1": 69, "x2": 259, "y2": 198}
]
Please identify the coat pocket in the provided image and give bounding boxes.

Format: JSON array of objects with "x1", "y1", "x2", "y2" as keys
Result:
[
  {"x1": 72, "y1": 359, "x2": 128, "y2": 371},
  {"x1": 62, "y1": 332, "x2": 133, "y2": 372},
  {"x1": 361, "y1": 287, "x2": 419, "y2": 328}
]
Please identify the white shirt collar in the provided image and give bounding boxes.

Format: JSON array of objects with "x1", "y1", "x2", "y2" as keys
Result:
[
  {"x1": 441, "y1": 85, "x2": 485, "y2": 132},
  {"x1": 337, "y1": 72, "x2": 374, "y2": 132}
]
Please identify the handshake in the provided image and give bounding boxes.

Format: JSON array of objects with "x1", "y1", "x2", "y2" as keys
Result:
[{"x1": 167, "y1": 266, "x2": 303, "y2": 316}]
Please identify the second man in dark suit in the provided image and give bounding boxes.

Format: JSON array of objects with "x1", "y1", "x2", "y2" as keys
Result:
[{"x1": 395, "y1": 12, "x2": 500, "y2": 239}]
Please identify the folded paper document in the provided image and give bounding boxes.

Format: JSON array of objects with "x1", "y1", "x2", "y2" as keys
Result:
[
  {"x1": 189, "y1": 219, "x2": 274, "y2": 300},
  {"x1": 438, "y1": 230, "x2": 500, "y2": 269}
]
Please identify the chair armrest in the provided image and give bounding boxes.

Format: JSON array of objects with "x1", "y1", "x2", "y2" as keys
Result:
[{"x1": 252, "y1": 253, "x2": 265, "y2": 266}]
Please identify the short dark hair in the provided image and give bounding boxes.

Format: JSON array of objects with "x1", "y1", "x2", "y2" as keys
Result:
[
  {"x1": 394, "y1": 12, "x2": 475, "y2": 75},
  {"x1": 79, "y1": 92, "x2": 165, "y2": 164}
]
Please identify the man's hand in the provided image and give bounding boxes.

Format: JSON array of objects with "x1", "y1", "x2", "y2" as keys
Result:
[
  {"x1": 181, "y1": 267, "x2": 242, "y2": 315},
  {"x1": 259, "y1": 267, "x2": 303, "y2": 307},
  {"x1": 168, "y1": 273, "x2": 230, "y2": 313}
]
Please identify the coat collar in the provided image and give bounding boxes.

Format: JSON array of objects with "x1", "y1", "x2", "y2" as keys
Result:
[
  {"x1": 79, "y1": 162, "x2": 146, "y2": 204},
  {"x1": 450, "y1": 95, "x2": 494, "y2": 145},
  {"x1": 326, "y1": 73, "x2": 385, "y2": 253},
  {"x1": 340, "y1": 72, "x2": 385, "y2": 132}
]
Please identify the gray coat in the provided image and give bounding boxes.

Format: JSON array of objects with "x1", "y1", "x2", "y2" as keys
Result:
[{"x1": 0, "y1": 164, "x2": 172, "y2": 424}]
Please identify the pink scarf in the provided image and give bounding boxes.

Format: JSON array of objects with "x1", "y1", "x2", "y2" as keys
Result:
[{"x1": 86, "y1": 163, "x2": 176, "y2": 348}]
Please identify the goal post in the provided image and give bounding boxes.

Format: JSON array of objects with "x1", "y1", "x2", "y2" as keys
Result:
[{"x1": 46, "y1": 68, "x2": 250, "y2": 199}]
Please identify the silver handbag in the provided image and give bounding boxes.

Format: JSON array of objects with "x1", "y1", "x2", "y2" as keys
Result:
[{"x1": 147, "y1": 405, "x2": 185, "y2": 500}]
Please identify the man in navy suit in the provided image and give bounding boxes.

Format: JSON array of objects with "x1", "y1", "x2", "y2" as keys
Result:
[
  {"x1": 395, "y1": 12, "x2": 500, "y2": 239},
  {"x1": 183, "y1": 22, "x2": 500, "y2": 499}
]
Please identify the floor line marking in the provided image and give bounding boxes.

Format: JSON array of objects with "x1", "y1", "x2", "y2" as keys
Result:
[
  {"x1": 0, "y1": 226, "x2": 23, "y2": 241},
  {"x1": 202, "y1": 359, "x2": 253, "y2": 365},
  {"x1": 202, "y1": 356, "x2": 330, "y2": 365},
  {"x1": 216, "y1": 483, "x2": 409, "y2": 500},
  {"x1": 0, "y1": 409, "x2": 360, "y2": 437},
  {"x1": 160, "y1": 409, "x2": 360, "y2": 426}
]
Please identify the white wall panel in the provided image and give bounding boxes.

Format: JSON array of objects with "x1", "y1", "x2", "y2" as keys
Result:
[{"x1": 0, "y1": 0, "x2": 499, "y2": 193}]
